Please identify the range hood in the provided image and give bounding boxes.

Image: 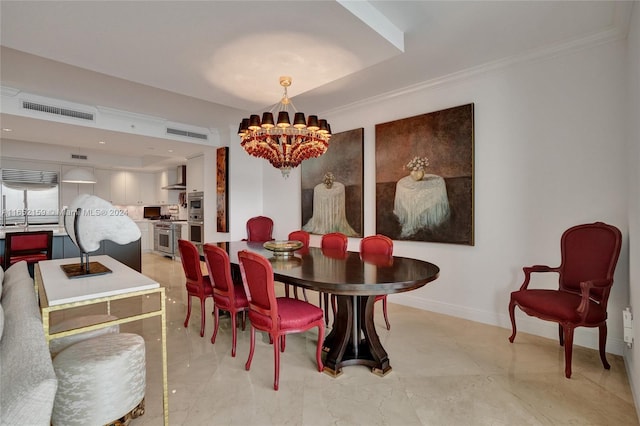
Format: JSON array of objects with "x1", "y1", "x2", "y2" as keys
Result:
[{"x1": 162, "y1": 165, "x2": 186, "y2": 190}]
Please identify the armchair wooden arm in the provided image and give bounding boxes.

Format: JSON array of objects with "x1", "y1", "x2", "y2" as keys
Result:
[{"x1": 518, "y1": 265, "x2": 561, "y2": 291}]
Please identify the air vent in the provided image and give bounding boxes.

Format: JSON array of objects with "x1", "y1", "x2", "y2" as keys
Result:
[
  {"x1": 166, "y1": 127, "x2": 208, "y2": 140},
  {"x1": 71, "y1": 154, "x2": 88, "y2": 160},
  {"x1": 2, "y1": 168, "x2": 59, "y2": 188},
  {"x1": 22, "y1": 100, "x2": 94, "y2": 121}
]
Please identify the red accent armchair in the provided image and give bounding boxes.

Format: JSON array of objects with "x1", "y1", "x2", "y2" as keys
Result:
[
  {"x1": 360, "y1": 234, "x2": 394, "y2": 330},
  {"x1": 178, "y1": 239, "x2": 213, "y2": 337},
  {"x1": 508, "y1": 222, "x2": 622, "y2": 378},
  {"x1": 238, "y1": 250, "x2": 324, "y2": 390},
  {"x1": 245, "y1": 216, "x2": 274, "y2": 242},
  {"x1": 203, "y1": 243, "x2": 249, "y2": 357}
]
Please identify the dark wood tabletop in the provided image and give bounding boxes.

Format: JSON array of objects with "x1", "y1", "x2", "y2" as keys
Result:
[{"x1": 222, "y1": 240, "x2": 440, "y2": 295}]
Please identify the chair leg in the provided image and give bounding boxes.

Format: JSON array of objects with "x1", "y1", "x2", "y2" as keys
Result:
[
  {"x1": 211, "y1": 306, "x2": 220, "y2": 344},
  {"x1": 599, "y1": 323, "x2": 610, "y2": 370},
  {"x1": 245, "y1": 326, "x2": 256, "y2": 371},
  {"x1": 273, "y1": 334, "x2": 281, "y2": 391},
  {"x1": 559, "y1": 324, "x2": 564, "y2": 346},
  {"x1": 508, "y1": 300, "x2": 517, "y2": 343},
  {"x1": 381, "y1": 296, "x2": 391, "y2": 330},
  {"x1": 280, "y1": 335, "x2": 286, "y2": 352},
  {"x1": 315, "y1": 324, "x2": 325, "y2": 372},
  {"x1": 302, "y1": 288, "x2": 308, "y2": 302},
  {"x1": 241, "y1": 311, "x2": 246, "y2": 331},
  {"x1": 184, "y1": 296, "x2": 192, "y2": 328},
  {"x1": 199, "y1": 298, "x2": 206, "y2": 337},
  {"x1": 563, "y1": 326, "x2": 575, "y2": 378},
  {"x1": 284, "y1": 283, "x2": 290, "y2": 298},
  {"x1": 231, "y1": 309, "x2": 238, "y2": 357}
]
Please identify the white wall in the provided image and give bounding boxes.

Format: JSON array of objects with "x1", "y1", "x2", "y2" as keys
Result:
[
  {"x1": 624, "y1": 1, "x2": 640, "y2": 414},
  {"x1": 252, "y1": 37, "x2": 631, "y2": 354}
]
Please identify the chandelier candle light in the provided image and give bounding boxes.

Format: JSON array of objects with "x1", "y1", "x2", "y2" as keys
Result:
[{"x1": 238, "y1": 76, "x2": 332, "y2": 178}]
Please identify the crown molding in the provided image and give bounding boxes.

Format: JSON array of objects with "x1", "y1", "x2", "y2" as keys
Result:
[{"x1": 326, "y1": 24, "x2": 628, "y2": 116}]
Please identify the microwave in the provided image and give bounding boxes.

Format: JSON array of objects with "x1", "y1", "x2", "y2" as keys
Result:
[{"x1": 187, "y1": 191, "x2": 204, "y2": 221}]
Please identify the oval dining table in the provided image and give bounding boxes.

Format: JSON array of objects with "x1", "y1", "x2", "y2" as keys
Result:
[{"x1": 217, "y1": 241, "x2": 440, "y2": 377}]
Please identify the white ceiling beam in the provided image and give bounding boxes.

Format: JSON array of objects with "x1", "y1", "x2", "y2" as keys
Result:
[{"x1": 337, "y1": 0, "x2": 405, "y2": 52}]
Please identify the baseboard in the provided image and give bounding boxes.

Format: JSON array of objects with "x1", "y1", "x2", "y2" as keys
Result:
[{"x1": 390, "y1": 292, "x2": 625, "y2": 356}]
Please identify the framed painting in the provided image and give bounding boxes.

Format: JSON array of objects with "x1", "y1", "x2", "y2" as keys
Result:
[
  {"x1": 301, "y1": 127, "x2": 364, "y2": 237},
  {"x1": 375, "y1": 103, "x2": 474, "y2": 245},
  {"x1": 216, "y1": 147, "x2": 229, "y2": 232}
]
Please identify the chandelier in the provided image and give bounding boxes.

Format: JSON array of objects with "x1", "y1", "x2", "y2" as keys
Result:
[{"x1": 238, "y1": 76, "x2": 332, "y2": 178}]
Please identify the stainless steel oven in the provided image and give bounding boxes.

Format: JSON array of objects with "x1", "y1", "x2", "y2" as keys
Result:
[
  {"x1": 188, "y1": 220, "x2": 204, "y2": 254},
  {"x1": 187, "y1": 191, "x2": 204, "y2": 254},
  {"x1": 188, "y1": 191, "x2": 204, "y2": 221},
  {"x1": 153, "y1": 221, "x2": 182, "y2": 258}
]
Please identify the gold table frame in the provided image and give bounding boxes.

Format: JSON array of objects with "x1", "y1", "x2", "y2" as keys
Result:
[{"x1": 35, "y1": 264, "x2": 169, "y2": 425}]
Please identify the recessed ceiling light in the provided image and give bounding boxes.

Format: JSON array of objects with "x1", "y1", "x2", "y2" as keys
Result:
[
  {"x1": 98, "y1": 140, "x2": 106, "y2": 144},
  {"x1": 2, "y1": 128, "x2": 12, "y2": 132},
  {"x1": 168, "y1": 149, "x2": 174, "y2": 153}
]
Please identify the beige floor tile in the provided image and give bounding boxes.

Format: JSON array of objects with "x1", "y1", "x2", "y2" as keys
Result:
[{"x1": 123, "y1": 253, "x2": 638, "y2": 425}]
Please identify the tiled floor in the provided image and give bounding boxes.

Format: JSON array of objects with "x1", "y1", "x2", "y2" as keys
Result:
[{"x1": 122, "y1": 252, "x2": 638, "y2": 425}]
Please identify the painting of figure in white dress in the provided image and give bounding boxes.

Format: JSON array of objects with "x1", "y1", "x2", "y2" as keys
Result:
[
  {"x1": 301, "y1": 128, "x2": 363, "y2": 237},
  {"x1": 375, "y1": 104, "x2": 474, "y2": 245}
]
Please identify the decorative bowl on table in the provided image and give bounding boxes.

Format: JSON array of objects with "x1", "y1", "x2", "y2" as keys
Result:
[{"x1": 263, "y1": 240, "x2": 304, "y2": 257}]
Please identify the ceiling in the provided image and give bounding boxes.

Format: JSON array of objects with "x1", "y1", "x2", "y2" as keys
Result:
[{"x1": 0, "y1": 1, "x2": 633, "y2": 170}]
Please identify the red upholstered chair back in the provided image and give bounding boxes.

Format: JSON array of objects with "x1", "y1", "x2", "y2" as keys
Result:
[
  {"x1": 321, "y1": 232, "x2": 347, "y2": 254},
  {"x1": 360, "y1": 235, "x2": 393, "y2": 257},
  {"x1": 178, "y1": 239, "x2": 204, "y2": 285},
  {"x1": 203, "y1": 243, "x2": 235, "y2": 294},
  {"x1": 558, "y1": 222, "x2": 622, "y2": 305},
  {"x1": 288, "y1": 230, "x2": 310, "y2": 248},
  {"x1": 246, "y1": 216, "x2": 274, "y2": 242},
  {"x1": 4, "y1": 230, "x2": 53, "y2": 269},
  {"x1": 238, "y1": 250, "x2": 278, "y2": 328}
]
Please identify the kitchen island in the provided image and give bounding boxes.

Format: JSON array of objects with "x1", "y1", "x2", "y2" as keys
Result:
[{"x1": 0, "y1": 225, "x2": 141, "y2": 272}]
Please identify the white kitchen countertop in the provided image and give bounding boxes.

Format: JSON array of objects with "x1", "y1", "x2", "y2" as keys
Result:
[{"x1": 0, "y1": 225, "x2": 68, "y2": 239}]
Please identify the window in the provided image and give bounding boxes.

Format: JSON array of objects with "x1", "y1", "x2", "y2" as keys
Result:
[{"x1": 1, "y1": 169, "x2": 60, "y2": 225}]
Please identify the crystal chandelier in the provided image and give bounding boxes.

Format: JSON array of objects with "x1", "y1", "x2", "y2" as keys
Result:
[{"x1": 238, "y1": 76, "x2": 332, "y2": 178}]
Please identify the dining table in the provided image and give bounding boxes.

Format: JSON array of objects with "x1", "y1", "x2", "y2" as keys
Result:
[{"x1": 217, "y1": 241, "x2": 440, "y2": 377}]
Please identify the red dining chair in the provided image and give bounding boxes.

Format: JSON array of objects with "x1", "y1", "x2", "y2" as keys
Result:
[
  {"x1": 360, "y1": 235, "x2": 394, "y2": 330},
  {"x1": 203, "y1": 243, "x2": 249, "y2": 357},
  {"x1": 178, "y1": 239, "x2": 214, "y2": 337},
  {"x1": 238, "y1": 250, "x2": 324, "y2": 390},
  {"x1": 284, "y1": 230, "x2": 310, "y2": 300},
  {"x1": 508, "y1": 222, "x2": 622, "y2": 378},
  {"x1": 3, "y1": 230, "x2": 53, "y2": 271},
  {"x1": 320, "y1": 232, "x2": 348, "y2": 325},
  {"x1": 245, "y1": 216, "x2": 274, "y2": 242}
]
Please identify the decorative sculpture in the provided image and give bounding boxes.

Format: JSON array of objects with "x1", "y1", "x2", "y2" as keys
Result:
[{"x1": 62, "y1": 194, "x2": 141, "y2": 277}]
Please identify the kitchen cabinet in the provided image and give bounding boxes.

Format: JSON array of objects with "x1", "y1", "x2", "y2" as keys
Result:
[
  {"x1": 187, "y1": 155, "x2": 204, "y2": 193},
  {"x1": 135, "y1": 220, "x2": 153, "y2": 252},
  {"x1": 137, "y1": 173, "x2": 156, "y2": 204},
  {"x1": 93, "y1": 169, "x2": 113, "y2": 202},
  {"x1": 110, "y1": 171, "x2": 127, "y2": 204},
  {"x1": 110, "y1": 171, "x2": 156, "y2": 205}
]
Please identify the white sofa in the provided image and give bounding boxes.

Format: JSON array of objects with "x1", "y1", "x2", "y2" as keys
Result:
[{"x1": 0, "y1": 261, "x2": 58, "y2": 425}]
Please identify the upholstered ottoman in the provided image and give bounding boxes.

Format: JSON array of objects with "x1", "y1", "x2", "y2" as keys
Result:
[
  {"x1": 49, "y1": 314, "x2": 120, "y2": 357},
  {"x1": 52, "y1": 333, "x2": 146, "y2": 426}
]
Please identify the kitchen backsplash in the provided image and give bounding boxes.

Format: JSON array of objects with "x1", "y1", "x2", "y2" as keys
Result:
[{"x1": 114, "y1": 204, "x2": 187, "y2": 221}]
